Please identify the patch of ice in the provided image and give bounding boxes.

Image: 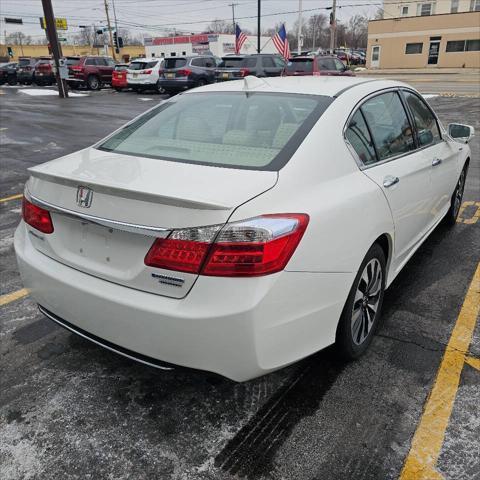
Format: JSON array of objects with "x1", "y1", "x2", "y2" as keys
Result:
[
  {"x1": 422, "y1": 94, "x2": 439, "y2": 99},
  {"x1": 138, "y1": 97, "x2": 154, "y2": 101},
  {"x1": 20, "y1": 89, "x2": 88, "y2": 97}
]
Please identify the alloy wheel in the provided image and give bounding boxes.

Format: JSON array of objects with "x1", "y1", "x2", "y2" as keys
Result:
[{"x1": 351, "y1": 258, "x2": 383, "y2": 345}]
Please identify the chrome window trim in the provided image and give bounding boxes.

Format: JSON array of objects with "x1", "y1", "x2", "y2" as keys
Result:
[
  {"x1": 343, "y1": 86, "x2": 444, "y2": 171},
  {"x1": 25, "y1": 189, "x2": 171, "y2": 238}
]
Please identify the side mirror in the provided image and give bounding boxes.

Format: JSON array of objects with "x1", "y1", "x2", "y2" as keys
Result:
[{"x1": 448, "y1": 123, "x2": 474, "y2": 143}]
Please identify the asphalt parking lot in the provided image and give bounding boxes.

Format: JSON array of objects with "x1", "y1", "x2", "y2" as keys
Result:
[{"x1": 1, "y1": 85, "x2": 479, "y2": 480}]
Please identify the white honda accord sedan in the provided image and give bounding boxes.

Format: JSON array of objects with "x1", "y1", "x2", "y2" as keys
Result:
[{"x1": 15, "y1": 76, "x2": 473, "y2": 381}]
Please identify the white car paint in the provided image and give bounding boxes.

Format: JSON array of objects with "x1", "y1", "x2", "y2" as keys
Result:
[{"x1": 14, "y1": 76, "x2": 471, "y2": 381}]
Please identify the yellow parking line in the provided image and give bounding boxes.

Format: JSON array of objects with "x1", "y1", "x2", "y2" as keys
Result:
[
  {"x1": 0, "y1": 193, "x2": 22, "y2": 203},
  {"x1": 0, "y1": 288, "x2": 29, "y2": 306},
  {"x1": 465, "y1": 356, "x2": 480, "y2": 371},
  {"x1": 400, "y1": 263, "x2": 480, "y2": 480}
]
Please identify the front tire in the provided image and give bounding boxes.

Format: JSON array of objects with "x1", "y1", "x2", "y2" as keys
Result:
[
  {"x1": 336, "y1": 243, "x2": 386, "y2": 359},
  {"x1": 445, "y1": 163, "x2": 468, "y2": 226}
]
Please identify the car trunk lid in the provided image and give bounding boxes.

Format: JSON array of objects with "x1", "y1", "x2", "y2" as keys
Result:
[{"x1": 25, "y1": 148, "x2": 278, "y2": 298}]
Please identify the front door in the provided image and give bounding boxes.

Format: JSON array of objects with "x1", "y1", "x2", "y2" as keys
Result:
[
  {"x1": 427, "y1": 41, "x2": 440, "y2": 65},
  {"x1": 371, "y1": 46, "x2": 380, "y2": 68}
]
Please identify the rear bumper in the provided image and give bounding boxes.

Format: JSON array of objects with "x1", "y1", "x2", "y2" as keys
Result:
[
  {"x1": 158, "y1": 79, "x2": 196, "y2": 90},
  {"x1": 15, "y1": 222, "x2": 351, "y2": 381}
]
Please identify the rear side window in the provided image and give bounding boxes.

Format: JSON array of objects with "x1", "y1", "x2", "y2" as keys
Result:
[
  {"x1": 164, "y1": 58, "x2": 187, "y2": 69},
  {"x1": 345, "y1": 111, "x2": 377, "y2": 165},
  {"x1": 361, "y1": 92, "x2": 415, "y2": 161},
  {"x1": 286, "y1": 59, "x2": 313, "y2": 73},
  {"x1": 98, "y1": 92, "x2": 332, "y2": 171},
  {"x1": 403, "y1": 91, "x2": 441, "y2": 147},
  {"x1": 317, "y1": 58, "x2": 336, "y2": 70},
  {"x1": 242, "y1": 57, "x2": 258, "y2": 68}
]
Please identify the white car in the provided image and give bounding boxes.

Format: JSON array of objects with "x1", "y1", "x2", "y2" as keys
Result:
[
  {"x1": 127, "y1": 58, "x2": 164, "y2": 93},
  {"x1": 15, "y1": 77, "x2": 473, "y2": 381}
]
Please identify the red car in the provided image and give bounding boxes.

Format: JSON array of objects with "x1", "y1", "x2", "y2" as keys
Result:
[
  {"x1": 34, "y1": 58, "x2": 55, "y2": 86},
  {"x1": 67, "y1": 55, "x2": 116, "y2": 90},
  {"x1": 284, "y1": 55, "x2": 353, "y2": 77},
  {"x1": 112, "y1": 63, "x2": 129, "y2": 91}
]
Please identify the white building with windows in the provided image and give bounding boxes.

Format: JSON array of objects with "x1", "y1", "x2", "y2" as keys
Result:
[
  {"x1": 382, "y1": 0, "x2": 480, "y2": 18},
  {"x1": 144, "y1": 33, "x2": 277, "y2": 58}
]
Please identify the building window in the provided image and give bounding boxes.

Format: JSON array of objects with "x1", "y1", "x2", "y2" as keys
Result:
[
  {"x1": 417, "y1": 3, "x2": 435, "y2": 15},
  {"x1": 451, "y1": 0, "x2": 459, "y2": 12},
  {"x1": 171, "y1": 52, "x2": 176, "y2": 56},
  {"x1": 466, "y1": 39, "x2": 480, "y2": 51},
  {"x1": 405, "y1": 43, "x2": 423, "y2": 54},
  {"x1": 182, "y1": 51, "x2": 186, "y2": 55},
  {"x1": 470, "y1": 0, "x2": 480, "y2": 11},
  {"x1": 401, "y1": 6, "x2": 409, "y2": 15},
  {"x1": 446, "y1": 39, "x2": 480, "y2": 52}
]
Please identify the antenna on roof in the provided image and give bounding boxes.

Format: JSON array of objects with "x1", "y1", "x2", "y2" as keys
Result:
[{"x1": 243, "y1": 75, "x2": 270, "y2": 91}]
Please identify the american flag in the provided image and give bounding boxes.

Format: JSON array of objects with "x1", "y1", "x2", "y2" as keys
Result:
[
  {"x1": 235, "y1": 24, "x2": 247, "y2": 54},
  {"x1": 272, "y1": 24, "x2": 290, "y2": 60}
]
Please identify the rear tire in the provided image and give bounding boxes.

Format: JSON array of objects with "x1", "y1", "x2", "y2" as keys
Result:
[
  {"x1": 87, "y1": 75, "x2": 101, "y2": 90},
  {"x1": 7, "y1": 76, "x2": 17, "y2": 86},
  {"x1": 445, "y1": 163, "x2": 468, "y2": 226},
  {"x1": 196, "y1": 78, "x2": 207, "y2": 87},
  {"x1": 114, "y1": 87, "x2": 122, "y2": 92},
  {"x1": 336, "y1": 243, "x2": 386, "y2": 360}
]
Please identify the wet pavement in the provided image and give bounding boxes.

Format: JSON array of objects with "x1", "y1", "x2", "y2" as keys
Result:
[{"x1": 1, "y1": 85, "x2": 479, "y2": 480}]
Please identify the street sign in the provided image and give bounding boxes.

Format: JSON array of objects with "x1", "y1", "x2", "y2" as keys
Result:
[
  {"x1": 58, "y1": 37, "x2": 67, "y2": 42},
  {"x1": 5, "y1": 17, "x2": 23, "y2": 24},
  {"x1": 39, "y1": 17, "x2": 68, "y2": 30}
]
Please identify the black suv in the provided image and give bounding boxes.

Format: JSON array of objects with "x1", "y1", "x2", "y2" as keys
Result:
[
  {"x1": 0, "y1": 62, "x2": 18, "y2": 85},
  {"x1": 214, "y1": 55, "x2": 247, "y2": 82},
  {"x1": 158, "y1": 56, "x2": 218, "y2": 94}
]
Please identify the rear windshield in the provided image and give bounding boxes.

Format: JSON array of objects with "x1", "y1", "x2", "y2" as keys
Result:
[
  {"x1": 218, "y1": 57, "x2": 244, "y2": 68},
  {"x1": 18, "y1": 58, "x2": 33, "y2": 66},
  {"x1": 65, "y1": 57, "x2": 80, "y2": 66},
  {"x1": 115, "y1": 64, "x2": 128, "y2": 71},
  {"x1": 98, "y1": 92, "x2": 332, "y2": 171},
  {"x1": 163, "y1": 58, "x2": 187, "y2": 69},
  {"x1": 241, "y1": 57, "x2": 257, "y2": 68},
  {"x1": 286, "y1": 59, "x2": 313, "y2": 73},
  {"x1": 129, "y1": 61, "x2": 158, "y2": 70}
]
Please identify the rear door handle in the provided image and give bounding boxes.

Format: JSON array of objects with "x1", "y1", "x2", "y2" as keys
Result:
[
  {"x1": 432, "y1": 158, "x2": 442, "y2": 166},
  {"x1": 383, "y1": 176, "x2": 400, "y2": 188}
]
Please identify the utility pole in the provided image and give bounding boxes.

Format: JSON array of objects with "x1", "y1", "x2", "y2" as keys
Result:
[
  {"x1": 297, "y1": 0, "x2": 302, "y2": 55},
  {"x1": 329, "y1": 0, "x2": 337, "y2": 52},
  {"x1": 111, "y1": 0, "x2": 120, "y2": 54},
  {"x1": 41, "y1": 0, "x2": 68, "y2": 98},
  {"x1": 103, "y1": 0, "x2": 116, "y2": 60},
  {"x1": 257, "y1": 0, "x2": 261, "y2": 53},
  {"x1": 229, "y1": 3, "x2": 238, "y2": 35}
]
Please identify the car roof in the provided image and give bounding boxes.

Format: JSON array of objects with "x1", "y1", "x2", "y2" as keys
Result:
[{"x1": 186, "y1": 76, "x2": 405, "y2": 98}]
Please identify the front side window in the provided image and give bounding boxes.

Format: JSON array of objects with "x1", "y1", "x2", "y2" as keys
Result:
[
  {"x1": 274, "y1": 56, "x2": 286, "y2": 67},
  {"x1": 317, "y1": 58, "x2": 336, "y2": 70},
  {"x1": 345, "y1": 110, "x2": 377, "y2": 165},
  {"x1": 403, "y1": 91, "x2": 441, "y2": 147},
  {"x1": 334, "y1": 59, "x2": 346, "y2": 71},
  {"x1": 98, "y1": 92, "x2": 332, "y2": 171},
  {"x1": 360, "y1": 92, "x2": 415, "y2": 161},
  {"x1": 85, "y1": 58, "x2": 95, "y2": 66}
]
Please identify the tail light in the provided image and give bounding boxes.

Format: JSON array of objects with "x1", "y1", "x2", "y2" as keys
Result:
[
  {"x1": 72, "y1": 65, "x2": 84, "y2": 72},
  {"x1": 22, "y1": 197, "x2": 54, "y2": 234},
  {"x1": 143, "y1": 69, "x2": 152, "y2": 74},
  {"x1": 239, "y1": 68, "x2": 250, "y2": 77},
  {"x1": 145, "y1": 214, "x2": 309, "y2": 277},
  {"x1": 176, "y1": 68, "x2": 192, "y2": 76}
]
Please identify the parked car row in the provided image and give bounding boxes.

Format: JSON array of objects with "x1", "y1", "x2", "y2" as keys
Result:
[{"x1": 1, "y1": 52, "x2": 354, "y2": 94}]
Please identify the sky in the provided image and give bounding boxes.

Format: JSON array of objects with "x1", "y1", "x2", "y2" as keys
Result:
[{"x1": 0, "y1": 0, "x2": 381, "y2": 42}]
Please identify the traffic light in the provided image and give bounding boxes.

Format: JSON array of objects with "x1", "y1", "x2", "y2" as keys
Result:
[
  {"x1": 7, "y1": 46, "x2": 14, "y2": 57},
  {"x1": 113, "y1": 31, "x2": 123, "y2": 53}
]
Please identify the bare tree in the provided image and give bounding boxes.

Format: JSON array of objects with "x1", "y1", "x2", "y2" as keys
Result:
[
  {"x1": 345, "y1": 14, "x2": 368, "y2": 49},
  {"x1": 6, "y1": 31, "x2": 32, "y2": 45},
  {"x1": 206, "y1": 19, "x2": 234, "y2": 34}
]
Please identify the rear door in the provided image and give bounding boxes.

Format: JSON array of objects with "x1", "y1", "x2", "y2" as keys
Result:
[{"x1": 347, "y1": 90, "x2": 433, "y2": 268}]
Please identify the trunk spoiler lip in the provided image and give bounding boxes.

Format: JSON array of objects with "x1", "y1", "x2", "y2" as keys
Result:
[
  {"x1": 25, "y1": 188, "x2": 172, "y2": 238},
  {"x1": 27, "y1": 169, "x2": 232, "y2": 211}
]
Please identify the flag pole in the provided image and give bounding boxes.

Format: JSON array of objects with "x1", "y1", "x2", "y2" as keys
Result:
[{"x1": 257, "y1": 0, "x2": 261, "y2": 53}]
